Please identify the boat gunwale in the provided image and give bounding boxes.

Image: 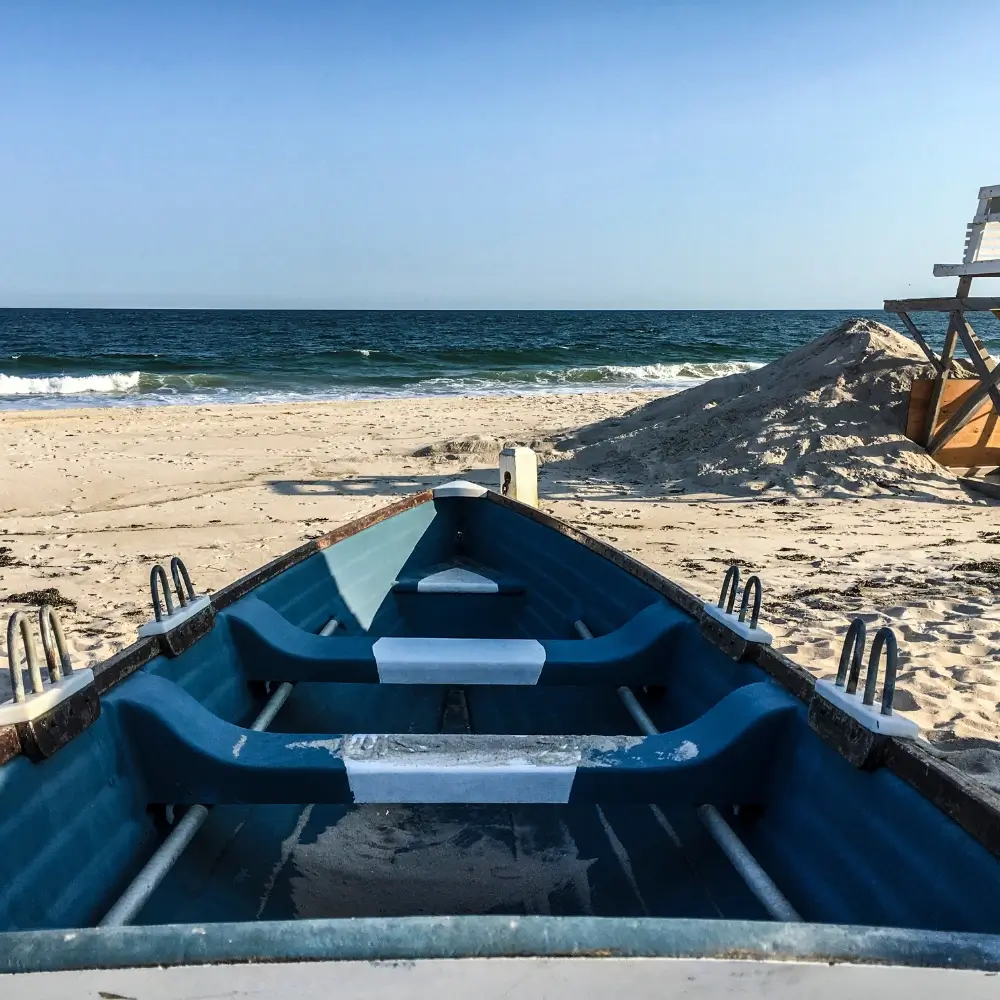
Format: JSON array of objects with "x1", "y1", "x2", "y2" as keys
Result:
[
  {"x1": 1, "y1": 915, "x2": 1000, "y2": 975},
  {"x1": 2, "y1": 487, "x2": 1000, "y2": 865}
]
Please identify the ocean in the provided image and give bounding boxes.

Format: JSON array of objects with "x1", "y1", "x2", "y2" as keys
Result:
[{"x1": 0, "y1": 309, "x2": 961, "y2": 410}]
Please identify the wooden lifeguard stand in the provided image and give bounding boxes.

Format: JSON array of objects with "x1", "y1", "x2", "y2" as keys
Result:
[{"x1": 885, "y1": 184, "x2": 1000, "y2": 468}]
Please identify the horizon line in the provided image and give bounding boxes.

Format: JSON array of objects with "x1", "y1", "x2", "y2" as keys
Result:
[{"x1": 0, "y1": 304, "x2": 893, "y2": 313}]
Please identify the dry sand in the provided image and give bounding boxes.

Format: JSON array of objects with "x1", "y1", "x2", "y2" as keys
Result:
[
  {"x1": 563, "y1": 318, "x2": 974, "y2": 499},
  {"x1": 2, "y1": 319, "x2": 999, "y2": 779}
]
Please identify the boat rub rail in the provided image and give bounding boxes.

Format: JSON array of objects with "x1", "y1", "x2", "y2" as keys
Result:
[{"x1": 2, "y1": 915, "x2": 1000, "y2": 974}]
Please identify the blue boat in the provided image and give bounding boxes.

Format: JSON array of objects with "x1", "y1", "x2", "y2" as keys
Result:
[{"x1": 2, "y1": 480, "x2": 1000, "y2": 994}]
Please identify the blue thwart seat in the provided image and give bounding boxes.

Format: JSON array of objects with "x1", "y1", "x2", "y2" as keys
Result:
[
  {"x1": 392, "y1": 560, "x2": 525, "y2": 595},
  {"x1": 223, "y1": 595, "x2": 686, "y2": 685},
  {"x1": 115, "y1": 673, "x2": 797, "y2": 806}
]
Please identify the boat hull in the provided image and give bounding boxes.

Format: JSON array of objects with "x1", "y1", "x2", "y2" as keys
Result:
[
  {"x1": 4, "y1": 917, "x2": 1000, "y2": 995},
  {"x1": 3, "y1": 485, "x2": 1000, "y2": 977}
]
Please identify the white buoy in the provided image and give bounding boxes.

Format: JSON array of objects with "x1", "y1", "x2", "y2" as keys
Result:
[{"x1": 499, "y1": 446, "x2": 538, "y2": 507}]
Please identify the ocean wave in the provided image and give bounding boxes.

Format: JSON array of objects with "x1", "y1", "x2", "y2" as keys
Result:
[
  {"x1": 0, "y1": 357, "x2": 764, "y2": 407},
  {"x1": 138, "y1": 372, "x2": 228, "y2": 392},
  {"x1": 0, "y1": 371, "x2": 142, "y2": 395},
  {"x1": 0, "y1": 370, "x2": 234, "y2": 397},
  {"x1": 561, "y1": 361, "x2": 764, "y2": 383},
  {"x1": 410, "y1": 360, "x2": 764, "y2": 392}
]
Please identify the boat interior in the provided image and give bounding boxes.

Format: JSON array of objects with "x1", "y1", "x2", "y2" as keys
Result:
[{"x1": 2, "y1": 487, "x2": 1000, "y2": 937}]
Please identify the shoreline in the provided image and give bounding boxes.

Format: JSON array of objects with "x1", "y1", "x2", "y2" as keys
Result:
[
  {"x1": 0, "y1": 387, "x2": 670, "y2": 417},
  {"x1": 1, "y1": 388, "x2": 999, "y2": 759}
]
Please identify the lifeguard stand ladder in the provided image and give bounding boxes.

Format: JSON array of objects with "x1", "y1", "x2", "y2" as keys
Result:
[{"x1": 884, "y1": 184, "x2": 1000, "y2": 457}]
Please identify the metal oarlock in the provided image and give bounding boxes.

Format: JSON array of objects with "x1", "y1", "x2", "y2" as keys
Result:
[
  {"x1": 39, "y1": 606, "x2": 73, "y2": 684},
  {"x1": 150, "y1": 564, "x2": 175, "y2": 622},
  {"x1": 718, "y1": 565, "x2": 740, "y2": 614},
  {"x1": 837, "y1": 617, "x2": 867, "y2": 694},
  {"x1": 6, "y1": 611, "x2": 43, "y2": 704},
  {"x1": 702, "y1": 566, "x2": 772, "y2": 659},
  {"x1": 738, "y1": 575, "x2": 762, "y2": 631},
  {"x1": 810, "y1": 620, "x2": 916, "y2": 755},
  {"x1": 865, "y1": 627, "x2": 898, "y2": 717},
  {"x1": 140, "y1": 556, "x2": 216, "y2": 656},
  {"x1": 827, "y1": 619, "x2": 899, "y2": 717},
  {"x1": 170, "y1": 557, "x2": 195, "y2": 608},
  {"x1": 151, "y1": 557, "x2": 197, "y2": 619},
  {"x1": 150, "y1": 556, "x2": 197, "y2": 621},
  {"x1": 1, "y1": 611, "x2": 98, "y2": 746}
]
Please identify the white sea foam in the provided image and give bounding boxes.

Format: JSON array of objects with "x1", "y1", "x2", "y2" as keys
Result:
[
  {"x1": 588, "y1": 361, "x2": 764, "y2": 382},
  {"x1": 0, "y1": 358, "x2": 765, "y2": 409},
  {"x1": 411, "y1": 360, "x2": 764, "y2": 394},
  {"x1": 0, "y1": 371, "x2": 141, "y2": 395}
]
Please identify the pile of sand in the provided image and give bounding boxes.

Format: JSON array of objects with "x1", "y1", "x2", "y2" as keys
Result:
[
  {"x1": 413, "y1": 434, "x2": 553, "y2": 462},
  {"x1": 563, "y1": 318, "x2": 971, "y2": 499}
]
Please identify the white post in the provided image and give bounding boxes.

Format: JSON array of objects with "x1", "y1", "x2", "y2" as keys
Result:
[{"x1": 499, "y1": 447, "x2": 538, "y2": 507}]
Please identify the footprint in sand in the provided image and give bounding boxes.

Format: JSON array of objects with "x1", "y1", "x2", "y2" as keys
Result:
[
  {"x1": 952, "y1": 602, "x2": 987, "y2": 617},
  {"x1": 892, "y1": 688, "x2": 921, "y2": 712},
  {"x1": 898, "y1": 624, "x2": 938, "y2": 644}
]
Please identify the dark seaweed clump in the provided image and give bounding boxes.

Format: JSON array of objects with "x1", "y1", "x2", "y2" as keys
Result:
[
  {"x1": 0, "y1": 547, "x2": 27, "y2": 569},
  {"x1": 954, "y1": 560, "x2": 1000, "y2": 574},
  {"x1": 5, "y1": 588, "x2": 76, "y2": 609}
]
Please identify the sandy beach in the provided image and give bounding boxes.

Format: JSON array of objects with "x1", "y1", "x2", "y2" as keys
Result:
[{"x1": 2, "y1": 323, "x2": 1000, "y2": 768}]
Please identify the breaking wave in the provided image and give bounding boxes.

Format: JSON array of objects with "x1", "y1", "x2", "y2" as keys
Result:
[
  {"x1": 0, "y1": 358, "x2": 765, "y2": 407},
  {"x1": 561, "y1": 361, "x2": 764, "y2": 383},
  {"x1": 0, "y1": 371, "x2": 142, "y2": 395}
]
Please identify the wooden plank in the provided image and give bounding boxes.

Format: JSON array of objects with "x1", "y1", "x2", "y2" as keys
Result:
[
  {"x1": 883, "y1": 297, "x2": 1000, "y2": 312},
  {"x1": 908, "y1": 379, "x2": 1000, "y2": 466},
  {"x1": 906, "y1": 379, "x2": 933, "y2": 442},
  {"x1": 933, "y1": 261, "x2": 1000, "y2": 278},
  {"x1": 961, "y1": 319, "x2": 997, "y2": 369},
  {"x1": 977, "y1": 222, "x2": 1000, "y2": 257},
  {"x1": 895, "y1": 312, "x2": 943, "y2": 373},
  {"x1": 924, "y1": 317, "x2": 959, "y2": 444},
  {"x1": 956, "y1": 318, "x2": 1000, "y2": 416},
  {"x1": 929, "y1": 364, "x2": 1000, "y2": 455},
  {"x1": 924, "y1": 283, "x2": 971, "y2": 449}
]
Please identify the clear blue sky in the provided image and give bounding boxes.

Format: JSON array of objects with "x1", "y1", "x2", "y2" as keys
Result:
[{"x1": 1, "y1": 0, "x2": 996, "y2": 309}]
